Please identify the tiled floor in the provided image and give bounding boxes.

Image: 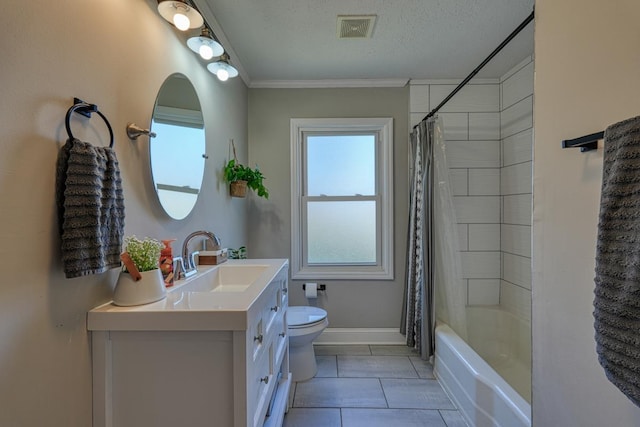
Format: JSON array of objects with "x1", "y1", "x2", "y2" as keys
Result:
[{"x1": 283, "y1": 345, "x2": 468, "y2": 427}]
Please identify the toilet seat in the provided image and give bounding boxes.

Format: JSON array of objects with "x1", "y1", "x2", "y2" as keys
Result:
[{"x1": 288, "y1": 306, "x2": 327, "y2": 329}]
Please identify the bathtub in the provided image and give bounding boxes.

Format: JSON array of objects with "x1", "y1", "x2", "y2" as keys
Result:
[{"x1": 434, "y1": 306, "x2": 531, "y2": 427}]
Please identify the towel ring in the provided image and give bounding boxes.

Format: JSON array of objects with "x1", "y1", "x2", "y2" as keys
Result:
[{"x1": 65, "y1": 100, "x2": 114, "y2": 148}]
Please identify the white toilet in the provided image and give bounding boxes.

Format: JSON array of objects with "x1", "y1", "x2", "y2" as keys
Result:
[{"x1": 287, "y1": 306, "x2": 329, "y2": 382}]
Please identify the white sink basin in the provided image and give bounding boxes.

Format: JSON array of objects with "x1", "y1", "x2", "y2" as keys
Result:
[{"x1": 179, "y1": 264, "x2": 269, "y2": 293}]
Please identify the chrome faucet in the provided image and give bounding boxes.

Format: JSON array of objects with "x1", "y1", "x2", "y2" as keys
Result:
[{"x1": 181, "y1": 230, "x2": 221, "y2": 277}]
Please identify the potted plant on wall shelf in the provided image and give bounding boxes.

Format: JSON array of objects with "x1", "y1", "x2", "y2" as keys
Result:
[{"x1": 113, "y1": 236, "x2": 166, "y2": 306}]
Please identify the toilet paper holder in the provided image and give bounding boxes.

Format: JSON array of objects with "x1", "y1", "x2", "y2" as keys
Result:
[{"x1": 302, "y1": 283, "x2": 326, "y2": 291}]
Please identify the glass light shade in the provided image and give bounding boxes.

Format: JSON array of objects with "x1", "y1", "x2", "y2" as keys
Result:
[
  {"x1": 207, "y1": 59, "x2": 239, "y2": 81},
  {"x1": 158, "y1": 1, "x2": 204, "y2": 31},
  {"x1": 187, "y1": 30, "x2": 224, "y2": 60}
]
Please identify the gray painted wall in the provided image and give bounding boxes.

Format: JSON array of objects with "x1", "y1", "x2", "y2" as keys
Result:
[
  {"x1": 247, "y1": 87, "x2": 409, "y2": 328},
  {"x1": 0, "y1": 1, "x2": 248, "y2": 424},
  {"x1": 533, "y1": 0, "x2": 640, "y2": 424}
]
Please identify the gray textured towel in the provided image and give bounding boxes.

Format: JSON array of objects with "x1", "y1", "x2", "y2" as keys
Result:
[
  {"x1": 56, "y1": 138, "x2": 125, "y2": 278},
  {"x1": 594, "y1": 115, "x2": 640, "y2": 406}
]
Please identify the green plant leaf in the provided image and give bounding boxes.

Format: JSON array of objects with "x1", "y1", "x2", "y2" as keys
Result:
[{"x1": 223, "y1": 159, "x2": 269, "y2": 199}]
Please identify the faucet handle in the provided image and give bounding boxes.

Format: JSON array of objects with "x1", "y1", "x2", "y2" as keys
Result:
[
  {"x1": 173, "y1": 256, "x2": 185, "y2": 280},
  {"x1": 188, "y1": 251, "x2": 200, "y2": 271}
]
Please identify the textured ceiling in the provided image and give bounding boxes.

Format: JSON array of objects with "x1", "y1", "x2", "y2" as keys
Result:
[{"x1": 197, "y1": 0, "x2": 535, "y2": 85}]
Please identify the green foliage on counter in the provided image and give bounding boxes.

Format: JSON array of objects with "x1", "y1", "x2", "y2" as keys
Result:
[{"x1": 228, "y1": 246, "x2": 247, "y2": 259}]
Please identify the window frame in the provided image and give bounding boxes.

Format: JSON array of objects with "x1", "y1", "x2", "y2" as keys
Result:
[{"x1": 290, "y1": 118, "x2": 394, "y2": 280}]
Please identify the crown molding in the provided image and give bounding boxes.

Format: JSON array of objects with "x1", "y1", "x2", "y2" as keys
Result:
[
  {"x1": 250, "y1": 78, "x2": 409, "y2": 89},
  {"x1": 409, "y1": 78, "x2": 500, "y2": 85}
]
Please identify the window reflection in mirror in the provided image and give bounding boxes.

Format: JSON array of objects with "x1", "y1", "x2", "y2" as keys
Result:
[{"x1": 150, "y1": 74, "x2": 206, "y2": 220}]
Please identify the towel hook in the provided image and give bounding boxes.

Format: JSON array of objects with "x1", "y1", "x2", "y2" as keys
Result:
[{"x1": 65, "y1": 98, "x2": 114, "y2": 148}]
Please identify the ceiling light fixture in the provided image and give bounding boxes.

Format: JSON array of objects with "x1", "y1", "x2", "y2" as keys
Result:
[
  {"x1": 157, "y1": 0, "x2": 238, "y2": 82},
  {"x1": 187, "y1": 28, "x2": 224, "y2": 60},
  {"x1": 157, "y1": 0, "x2": 204, "y2": 31},
  {"x1": 207, "y1": 53, "x2": 238, "y2": 82}
]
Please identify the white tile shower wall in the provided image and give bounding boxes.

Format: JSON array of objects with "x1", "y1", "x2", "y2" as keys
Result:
[
  {"x1": 501, "y1": 224, "x2": 531, "y2": 257},
  {"x1": 501, "y1": 61, "x2": 534, "y2": 110},
  {"x1": 501, "y1": 96, "x2": 533, "y2": 139},
  {"x1": 469, "y1": 113, "x2": 501, "y2": 140},
  {"x1": 503, "y1": 194, "x2": 532, "y2": 225},
  {"x1": 469, "y1": 279, "x2": 501, "y2": 305},
  {"x1": 501, "y1": 161, "x2": 532, "y2": 195},
  {"x1": 469, "y1": 224, "x2": 501, "y2": 251},
  {"x1": 500, "y1": 279, "x2": 531, "y2": 321},
  {"x1": 500, "y1": 57, "x2": 534, "y2": 320},
  {"x1": 408, "y1": 60, "x2": 533, "y2": 312},
  {"x1": 502, "y1": 253, "x2": 532, "y2": 290},
  {"x1": 469, "y1": 169, "x2": 500, "y2": 196},
  {"x1": 410, "y1": 81, "x2": 501, "y2": 305}
]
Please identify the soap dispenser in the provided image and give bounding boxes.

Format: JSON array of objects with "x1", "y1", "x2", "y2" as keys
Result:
[{"x1": 160, "y1": 239, "x2": 176, "y2": 287}]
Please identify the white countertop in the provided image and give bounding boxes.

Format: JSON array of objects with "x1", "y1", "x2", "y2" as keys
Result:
[{"x1": 87, "y1": 259, "x2": 288, "y2": 332}]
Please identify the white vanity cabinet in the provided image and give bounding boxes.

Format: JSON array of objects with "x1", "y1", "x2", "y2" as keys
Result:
[{"x1": 88, "y1": 259, "x2": 290, "y2": 427}]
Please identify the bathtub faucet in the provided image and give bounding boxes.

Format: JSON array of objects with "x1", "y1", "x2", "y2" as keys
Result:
[{"x1": 181, "y1": 230, "x2": 221, "y2": 278}]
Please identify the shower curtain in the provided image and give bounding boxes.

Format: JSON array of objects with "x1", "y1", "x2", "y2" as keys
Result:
[{"x1": 401, "y1": 116, "x2": 466, "y2": 360}]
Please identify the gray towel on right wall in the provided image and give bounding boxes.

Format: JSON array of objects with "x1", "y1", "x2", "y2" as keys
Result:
[{"x1": 594, "y1": 115, "x2": 640, "y2": 407}]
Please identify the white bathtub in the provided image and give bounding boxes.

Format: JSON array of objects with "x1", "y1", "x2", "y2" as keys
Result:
[{"x1": 434, "y1": 307, "x2": 531, "y2": 427}]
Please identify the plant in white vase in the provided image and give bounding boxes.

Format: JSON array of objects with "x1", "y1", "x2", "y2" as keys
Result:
[{"x1": 113, "y1": 236, "x2": 166, "y2": 306}]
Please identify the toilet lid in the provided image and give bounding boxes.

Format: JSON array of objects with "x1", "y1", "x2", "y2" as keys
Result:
[{"x1": 288, "y1": 306, "x2": 327, "y2": 328}]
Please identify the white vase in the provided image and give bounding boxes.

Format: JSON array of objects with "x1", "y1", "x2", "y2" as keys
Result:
[{"x1": 113, "y1": 269, "x2": 167, "y2": 306}]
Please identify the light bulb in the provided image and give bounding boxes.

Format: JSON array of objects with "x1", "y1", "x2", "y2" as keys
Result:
[
  {"x1": 217, "y1": 69, "x2": 229, "y2": 81},
  {"x1": 173, "y1": 13, "x2": 190, "y2": 31},
  {"x1": 199, "y1": 44, "x2": 214, "y2": 60}
]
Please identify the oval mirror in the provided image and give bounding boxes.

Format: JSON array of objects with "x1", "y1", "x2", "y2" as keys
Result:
[{"x1": 150, "y1": 73, "x2": 206, "y2": 220}]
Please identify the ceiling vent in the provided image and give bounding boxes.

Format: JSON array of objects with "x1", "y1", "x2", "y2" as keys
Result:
[{"x1": 337, "y1": 15, "x2": 377, "y2": 39}]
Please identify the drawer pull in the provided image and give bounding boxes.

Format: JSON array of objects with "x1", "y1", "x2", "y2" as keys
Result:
[
  {"x1": 254, "y1": 334, "x2": 263, "y2": 344},
  {"x1": 260, "y1": 376, "x2": 269, "y2": 384},
  {"x1": 282, "y1": 288, "x2": 288, "y2": 294},
  {"x1": 279, "y1": 332, "x2": 286, "y2": 338},
  {"x1": 270, "y1": 305, "x2": 279, "y2": 312}
]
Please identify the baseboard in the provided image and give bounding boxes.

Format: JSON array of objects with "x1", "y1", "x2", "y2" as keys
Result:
[{"x1": 314, "y1": 328, "x2": 406, "y2": 345}]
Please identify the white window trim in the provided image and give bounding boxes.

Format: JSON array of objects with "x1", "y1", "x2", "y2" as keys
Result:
[{"x1": 290, "y1": 118, "x2": 394, "y2": 280}]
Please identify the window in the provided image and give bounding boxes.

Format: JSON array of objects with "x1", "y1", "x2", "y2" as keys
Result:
[{"x1": 290, "y1": 118, "x2": 394, "y2": 280}]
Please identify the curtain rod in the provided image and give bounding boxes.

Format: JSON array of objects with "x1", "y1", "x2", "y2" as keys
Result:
[{"x1": 414, "y1": 9, "x2": 535, "y2": 129}]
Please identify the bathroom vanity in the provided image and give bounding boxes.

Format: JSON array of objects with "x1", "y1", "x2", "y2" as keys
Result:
[{"x1": 88, "y1": 259, "x2": 290, "y2": 427}]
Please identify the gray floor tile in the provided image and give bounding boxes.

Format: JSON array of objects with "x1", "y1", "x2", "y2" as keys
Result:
[
  {"x1": 370, "y1": 345, "x2": 419, "y2": 356},
  {"x1": 315, "y1": 355, "x2": 338, "y2": 377},
  {"x1": 286, "y1": 345, "x2": 465, "y2": 425},
  {"x1": 293, "y1": 377, "x2": 387, "y2": 408},
  {"x1": 342, "y1": 408, "x2": 447, "y2": 427},
  {"x1": 315, "y1": 344, "x2": 372, "y2": 356},
  {"x1": 338, "y1": 355, "x2": 419, "y2": 378},
  {"x1": 382, "y1": 378, "x2": 456, "y2": 410},
  {"x1": 410, "y1": 356, "x2": 436, "y2": 379},
  {"x1": 439, "y1": 409, "x2": 469, "y2": 427},
  {"x1": 283, "y1": 408, "x2": 341, "y2": 427}
]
